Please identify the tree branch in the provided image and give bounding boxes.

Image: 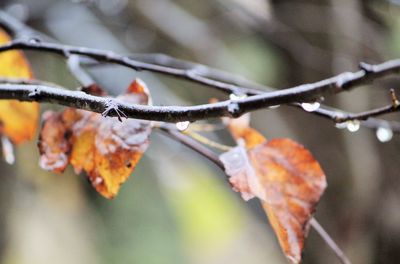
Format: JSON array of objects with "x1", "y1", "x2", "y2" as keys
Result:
[
  {"x1": 1, "y1": 11, "x2": 399, "y2": 132},
  {"x1": 0, "y1": 39, "x2": 399, "y2": 123},
  {"x1": 1, "y1": 80, "x2": 398, "y2": 124},
  {"x1": 117, "y1": 54, "x2": 400, "y2": 132},
  {"x1": 0, "y1": 83, "x2": 276, "y2": 122},
  {"x1": 2, "y1": 39, "x2": 400, "y2": 94},
  {"x1": 112, "y1": 55, "x2": 400, "y2": 133}
]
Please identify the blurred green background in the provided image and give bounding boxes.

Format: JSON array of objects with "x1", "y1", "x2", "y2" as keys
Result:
[{"x1": 0, "y1": 0, "x2": 400, "y2": 263}]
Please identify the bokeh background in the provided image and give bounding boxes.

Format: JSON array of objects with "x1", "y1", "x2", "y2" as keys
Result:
[{"x1": 0, "y1": 0, "x2": 399, "y2": 263}]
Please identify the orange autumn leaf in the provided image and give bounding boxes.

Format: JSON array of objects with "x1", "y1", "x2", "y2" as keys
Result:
[
  {"x1": 0, "y1": 28, "x2": 39, "y2": 145},
  {"x1": 253, "y1": 139, "x2": 326, "y2": 263},
  {"x1": 224, "y1": 114, "x2": 266, "y2": 148},
  {"x1": 38, "y1": 79, "x2": 152, "y2": 198},
  {"x1": 220, "y1": 119, "x2": 326, "y2": 264}
]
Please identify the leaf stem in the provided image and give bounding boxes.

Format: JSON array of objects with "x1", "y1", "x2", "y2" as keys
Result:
[
  {"x1": 184, "y1": 130, "x2": 232, "y2": 151},
  {"x1": 310, "y1": 218, "x2": 352, "y2": 264}
]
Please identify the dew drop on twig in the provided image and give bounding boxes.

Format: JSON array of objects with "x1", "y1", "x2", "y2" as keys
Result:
[
  {"x1": 376, "y1": 126, "x2": 393, "y2": 142},
  {"x1": 301, "y1": 102, "x2": 320, "y2": 112},
  {"x1": 229, "y1": 93, "x2": 247, "y2": 101},
  {"x1": 335, "y1": 122, "x2": 347, "y2": 129},
  {"x1": 176, "y1": 121, "x2": 190, "y2": 131},
  {"x1": 28, "y1": 37, "x2": 41, "y2": 44},
  {"x1": 346, "y1": 120, "x2": 360, "y2": 132}
]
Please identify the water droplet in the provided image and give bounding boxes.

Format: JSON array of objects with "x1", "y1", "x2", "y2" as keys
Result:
[
  {"x1": 93, "y1": 177, "x2": 103, "y2": 186},
  {"x1": 334, "y1": 112, "x2": 347, "y2": 129},
  {"x1": 376, "y1": 126, "x2": 393, "y2": 142},
  {"x1": 346, "y1": 120, "x2": 360, "y2": 132},
  {"x1": 1, "y1": 136, "x2": 14, "y2": 165},
  {"x1": 106, "y1": 51, "x2": 115, "y2": 59},
  {"x1": 229, "y1": 93, "x2": 247, "y2": 101},
  {"x1": 301, "y1": 102, "x2": 320, "y2": 112},
  {"x1": 335, "y1": 122, "x2": 347, "y2": 129},
  {"x1": 176, "y1": 121, "x2": 190, "y2": 131},
  {"x1": 28, "y1": 37, "x2": 41, "y2": 44},
  {"x1": 268, "y1": 105, "x2": 280, "y2": 109}
]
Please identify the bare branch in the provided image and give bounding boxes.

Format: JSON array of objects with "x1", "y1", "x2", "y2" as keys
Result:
[
  {"x1": 0, "y1": 82, "x2": 269, "y2": 122},
  {"x1": 0, "y1": 39, "x2": 399, "y2": 123},
  {"x1": 334, "y1": 104, "x2": 399, "y2": 123},
  {"x1": 1, "y1": 80, "x2": 398, "y2": 124},
  {"x1": 0, "y1": 11, "x2": 397, "y2": 131},
  {"x1": 1, "y1": 39, "x2": 400, "y2": 101}
]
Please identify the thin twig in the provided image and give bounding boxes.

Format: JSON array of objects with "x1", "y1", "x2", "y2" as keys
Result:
[
  {"x1": 310, "y1": 218, "x2": 352, "y2": 264},
  {"x1": 66, "y1": 55, "x2": 95, "y2": 87},
  {"x1": 183, "y1": 130, "x2": 232, "y2": 151},
  {"x1": 334, "y1": 104, "x2": 399, "y2": 123},
  {"x1": 160, "y1": 127, "x2": 224, "y2": 169},
  {"x1": 333, "y1": 89, "x2": 400, "y2": 123}
]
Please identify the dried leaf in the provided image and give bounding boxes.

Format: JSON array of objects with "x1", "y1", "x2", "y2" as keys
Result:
[
  {"x1": 0, "y1": 28, "x2": 39, "y2": 144},
  {"x1": 220, "y1": 118, "x2": 327, "y2": 263},
  {"x1": 38, "y1": 79, "x2": 152, "y2": 198},
  {"x1": 253, "y1": 139, "x2": 326, "y2": 263}
]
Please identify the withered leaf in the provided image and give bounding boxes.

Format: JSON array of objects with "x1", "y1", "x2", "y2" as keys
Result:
[
  {"x1": 38, "y1": 79, "x2": 152, "y2": 198},
  {"x1": 0, "y1": 28, "x2": 39, "y2": 145},
  {"x1": 220, "y1": 118, "x2": 326, "y2": 264}
]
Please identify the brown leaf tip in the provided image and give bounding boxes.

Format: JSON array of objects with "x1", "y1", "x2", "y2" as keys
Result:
[
  {"x1": 81, "y1": 84, "x2": 107, "y2": 96},
  {"x1": 127, "y1": 78, "x2": 148, "y2": 94}
]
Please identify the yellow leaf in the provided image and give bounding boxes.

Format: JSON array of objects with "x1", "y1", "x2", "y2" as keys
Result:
[{"x1": 0, "y1": 28, "x2": 39, "y2": 144}]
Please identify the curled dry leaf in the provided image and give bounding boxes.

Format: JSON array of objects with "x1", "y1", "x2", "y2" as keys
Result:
[
  {"x1": 220, "y1": 116, "x2": 327, "y2": 264},
  {"x1": 0, "y1": 28, "x2": 39, "y2": 145},
  {"x1": 38, "y1": 79, "x2": 152, "y2": 198}
]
